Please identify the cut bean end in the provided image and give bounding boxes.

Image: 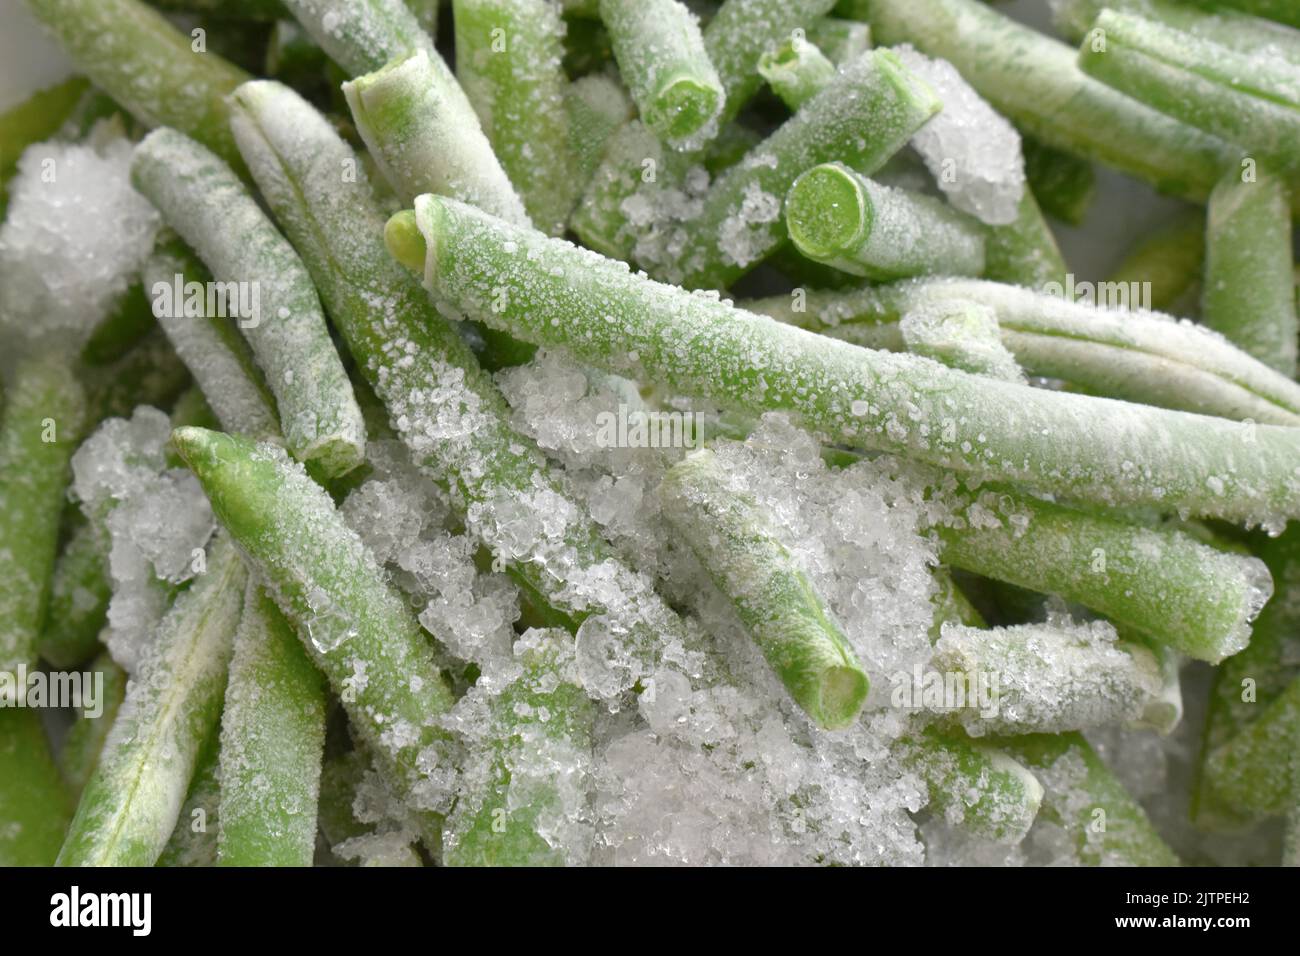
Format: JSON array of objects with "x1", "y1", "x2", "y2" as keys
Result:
[
  {"x1": 649, "y1": 75, "x2": 723, "y2": 143},
  {"x1": 786, "y1": 163, "x2": 871, "y2": 260},
  {"x1": 817, "y1": 665, "x2": 871, "y2": 731}
]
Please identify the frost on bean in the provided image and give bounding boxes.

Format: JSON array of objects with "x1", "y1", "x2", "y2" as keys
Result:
[{"x1": 931, "y1": 613, "x2": 1165, "y2": 736}]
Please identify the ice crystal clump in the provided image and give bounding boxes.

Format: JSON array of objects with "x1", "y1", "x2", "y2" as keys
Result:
[
  {"x1": 893, "y1": 45, "x2": 1025, "y2": 226},
  {"x1": 493, "y1": 364, "x2": 944, "y2": 864},
  {"x1": 71, "y1": 407, "x2": 214, "y2": 672},
  {"x1": 438, "y1": 629, "x2": 596, "y2": 866},
  {"x1": 340, "y1": 439, "x2": 520, "y2": 684},
  {"x1": 0, "y1": 131, "x2": 160, "y2": 363}
]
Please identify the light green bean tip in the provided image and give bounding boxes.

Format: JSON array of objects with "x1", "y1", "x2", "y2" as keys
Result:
[
  {"x1": 170, "y1": 425, "x2": 226, "y2": 476},
  {"x1": 385, "y1": 208, "x2": 428, "y2": 275}
]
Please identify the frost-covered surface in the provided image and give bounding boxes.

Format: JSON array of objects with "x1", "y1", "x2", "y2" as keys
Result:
[
  {"x1": 894, "y1": 45, "x2": 1026, "y2": 226},
  {"x1": 932, "y1": 613, "x2": 1164, "y2": 736},
  {"x1": 900, "y1": 299, "x2": 1026, "y2": 382},
  {"x1": 0, "y1": 131, "x2": 159, "y2": 366},
  {"x1": 132, "y1": 126, "x2": 366, "y2": 479},
  {"x1": 16, "y1": 0, "x2": 1294, "y2": 870},
  {"x1": 281, "y1": 0, "x2": 440, "y2": 77},
  {"x1": 71, "y1": 407, "x2": 215, "y2": 673},
  {"x1": 492, "y1": 359, "x2": 939, "y2": 863},
  {"x1": 422, "y1": 197, "x2": 1300, "y2": 529}
]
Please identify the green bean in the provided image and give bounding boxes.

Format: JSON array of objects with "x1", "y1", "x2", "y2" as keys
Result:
[
  {"x1": 932, "y1": 486, "x2": 1273, "y2": 664},
  {"x1": 217, "y1": 583, "x2": 327, "y2": 866},
  {"x1": 1077, "y1": 10, "x2": 1300, "y2": 176},
  {"x1": 998, "y1": 732, "x2": 1180, "y2": 865},
  {"x1": 744, "y1": 278, "x2": 1300, "y2": 425},
  {"x1": 395, "y1": 196, "x2": 1300, "y2": 527},
  {"x1": 0, "y1": 708, "x2": 73, "y2": 865},
  {"x1": 22, "y1": 0, "x2": 252, "y2": 169},
  {"x1": 131, "y1": 128, "x2": 366, "y2": 478},
  {"x1": 280, "y1": 0, "x2": 438, "y2": 76},
  {"x1": 854, "y1": 0, "x2": 1245, "y2": 208},
  {"x1": 58, "y1": 533, "x2": 246, "y2": 867},
  {"x1": 569, "y1": 0, "x2": 841, "y2": 257},
  {"x1": 931, "y1": 618, "x2": 1164, "y2": 735},
  {"x1": 902, "y1": 727, "x2": 1042, "y2": 843},
  {"x1": 343, "y1": 50, "x2": 532, "y2": 226},
  {"x1": 143, "y1": 231, "x2": 281, "y2": 441},
  {"x1": 0, "y1": 356, "x2": 86, "y2": 680},
  {"x1": 662, "y1": 49, "x2": 939, "y2": 288},
  {"x1": 1202, "y1": 169, "x2": 1298, "y2": 377},
  {"x1": 170, "y1": 427, "x2": 455, "y2": 847},
  {"x1": 758, "y1": 37, "x2": 838, "y2": 112},
  {"x1": 453, "y1": 0, "x2": 577, "y2": 235},
  {"x1": 443, "y1": 630, "x2": 594, "y2": 866},
  {"x1": 1053, "y1": 0, "x2": 1300, "y2": 63},
  {"x1": 703, "y1": 0, "x2": 837, "y2": 123},
  {"x1": 785, "y1": 162, "x2": 987, "y2": 280},
  {"x1": 659, "y1": 448, "x2": 870, "y2": 729},
  {"x1": 598, "y1": 0, "x2": 724, "y2": 148},
  {"x1": 229, "y1": 80, "x2": 695, "y2": 701}
]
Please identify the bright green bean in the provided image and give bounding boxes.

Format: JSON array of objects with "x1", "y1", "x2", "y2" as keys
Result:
[
  {"x1": 395, "y1": 196, "x2": 1300, "y2": 527},
  {"x1": 58, "y1": 533, "x2": 246, "y2": 867},
  {"x1": 22, "y1": 0, "x2": 252, "y2": 168},
  {"x1": 659, "y1": 448, "x2": 870, "y2": 729},
  {"x1": 131, "y1": 128, "x2": 366, "y2": 478},
  {"x1": 453, "y1": 0, "x2": 577, "y2": 235},
  {"x1": 216, "y1": 582, "x2": 327, "y2": 867}
]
